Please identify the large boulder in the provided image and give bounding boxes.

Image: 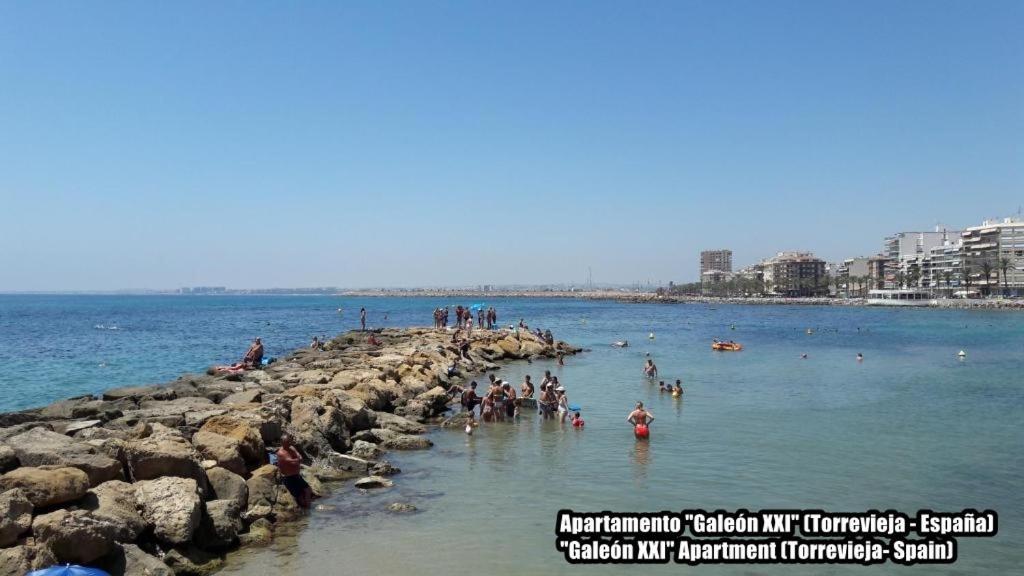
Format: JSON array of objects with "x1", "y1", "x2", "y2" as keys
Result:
[
  {"x1": 289, "y1": 396, "x2": 349, "y2": 456},
  {"x1": 327, "y1": 390, "x2": 375, "y2": 431},
  {"x1": 195, "y1": 416, "x2": 265, "y2": 472},
  {"x1": 98, "y1": 543, "x2": 174, "y2": 576},
  {"x1": 6, "y1": 427, "x2": 123, "y2": 486},
  {"x1": 102, "y1": 384, "x2": 167, "y2": 401},
  {"x1": 191, "y1": 431, "x2": 246, "y2": 477},
  {"x1": 350, "y1": 440, "x2": 383, "y2": 461},
  {"x1": 135, "y1": 477, "x2": 201, "y2": 545},
  {"x1": 371, "y1": 411, "x2": 426, "y2": 434},
  {"x1": 32, "y1": 508, "x2": 120, "y2": 564},
  {"x1": 124, "y1": 429, "x2": 204, "y2": 483},
  {"x1": 0, "y1": 466, "x2": 89, "y2": 508},
  {"x1": 205, "y1": 467, "x2": 248, "y2": 509},
  {"x1": 0, "y1": 544, "x2": 57, "y2": 575},
  {"x1": 81, "y1": 480, "x2": 146, "y2": 542},
  {"x1": 196, "y1": 499, "x2": 243, "y2": 550},
  {"x1": 371, "y1": 428, "x2": 433, "y2": 450},
  {"x1": 160, "y1": 545, "x2": 223, "y2": 576},
  {"x1": 220, "y1": 389, "x2": 262, "y2": 405},
  {"x1": 0, "y1": 445, "x2": 17, "y2": 473},
  {"x1": 0, "y1": 488, "x2": 33, "y2": 547},
  {"x1": 244, "y1": 465, "x2": 298, "y2": 515}
]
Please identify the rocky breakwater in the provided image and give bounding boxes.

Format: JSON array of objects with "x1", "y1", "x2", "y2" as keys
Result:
[{"x1": 0, "y1": 327, "x2": 578, "y2": 575}]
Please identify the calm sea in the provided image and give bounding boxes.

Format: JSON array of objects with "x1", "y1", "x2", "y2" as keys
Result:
[{"x1": 0, "y1": 295, "x2": 1020, "y2": 574}]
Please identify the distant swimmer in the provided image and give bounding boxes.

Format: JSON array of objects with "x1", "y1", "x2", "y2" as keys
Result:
[
  {"x1": 658, "y1": 381, "x2": 667, "y2": 393},
  {"x1": 672, "y1": 379, "x2": 683, "y2": 397},
  {"x1": 857, "y1": 353, "x2": 864, "y2": 362},
  {"x1": 627, "y1": 402, "x2": 654, "y2": 439},
  {"x1": 801, "y1": 353, "x2": 808, "y2": 359},
  {"x1": 644, "y1": 359, "x2": 658, "y2": 378},
  {"x1": 612, "y1": 340, "x2": 629, "y2": 348}
]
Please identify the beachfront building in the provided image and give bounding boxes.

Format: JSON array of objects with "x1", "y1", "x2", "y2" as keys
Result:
[
  {"x1": 882, "y1": 228, "x2": 958, "y2": 289},
  {"x1": 919, "y1": 240, "x2": 964, "y2": 295},
  {"x1": 762, "y1": 252, "x2": 828, "y2": 297},
  {"x1": 700, "y1": 249, "x2": 733, "y2": 276},
  {"x1": 837, "y1": 257, "x2": 870, "y2": 297},
  {"x1": 700, "y1": 270, "x2": 734, "y2": 295},
  {"x1": 960, "y1": 217, "x2": 1024, "y2": 296},
  {"x1": 866, "y1": 256, "x2": 891, "y2": 290}
]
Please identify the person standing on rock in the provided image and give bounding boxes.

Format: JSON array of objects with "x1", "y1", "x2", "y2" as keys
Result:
[
  {"x1": 360, "y1": 308, "x2": 367, "y2": 331},
  {"x1": 276, "y1": 434, "x2": 312, "y2": 509}
]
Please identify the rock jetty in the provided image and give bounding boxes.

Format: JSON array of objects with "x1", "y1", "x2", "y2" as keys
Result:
[{"x1": 0, "y1": 327, "x2": 578, "y2": 575}]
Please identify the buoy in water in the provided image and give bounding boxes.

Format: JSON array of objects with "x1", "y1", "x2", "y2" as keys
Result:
[
  {"x1": 465, "y1": 424, "x2": 473, "y2": 435},
  {"x1": 958, "y1": 350, "x2": 966, "y2": 358},
  {"x1": 648, "y1": 333, "x2": 655, "y2": 340}
]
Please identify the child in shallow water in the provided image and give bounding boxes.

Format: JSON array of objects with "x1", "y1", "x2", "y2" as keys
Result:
[{"x1": 572, "y1": 411, "x2": 584, "y2": 427}]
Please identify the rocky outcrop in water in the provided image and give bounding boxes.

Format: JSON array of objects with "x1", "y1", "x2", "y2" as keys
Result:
[{"x1": 0, "y1": 327, "x2": 577, "y2": 575}]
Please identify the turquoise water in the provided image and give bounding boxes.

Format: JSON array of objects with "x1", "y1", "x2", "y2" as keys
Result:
[{"x1": 0, "y1": 296, "x2": 1020, "y2": 573}]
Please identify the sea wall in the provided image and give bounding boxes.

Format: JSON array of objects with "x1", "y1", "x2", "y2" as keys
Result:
[{"x1": 0, "y1": 327, "x2": 578, "y2": 575}]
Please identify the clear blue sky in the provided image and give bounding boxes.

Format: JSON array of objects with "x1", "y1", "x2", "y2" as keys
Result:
[{"x1": 1, "y1": 1, "x2": 1021, "y2": 290}]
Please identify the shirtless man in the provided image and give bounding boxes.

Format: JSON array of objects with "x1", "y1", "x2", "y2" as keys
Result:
[
  {"x1": 243, "y1": 338, "x2": 264, "y2": 368},
  {"x1": 627, "y1": 402, "x2": 654, "y2": 438},
  {"x1": 644, "y1": 359, "x2": 658, "y2": 378},
  {"x1": 520, "y1": 375, "x2": 535, "y2": 399}
]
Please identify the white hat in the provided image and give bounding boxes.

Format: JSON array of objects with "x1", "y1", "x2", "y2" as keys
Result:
[{"x1": 555, "y1": 386, "x2": 566, "y2": 392}]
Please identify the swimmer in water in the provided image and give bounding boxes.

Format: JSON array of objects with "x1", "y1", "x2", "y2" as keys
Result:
[
  {"x1": 612, "y1": 340, "x2": 629, "y2": 348},
  {"x1": 801, "y1": 353, "x2": 808, "y2": 359},
  {"x1": 572, "y1": 411, "x2": 585, "y2": 427},
  {"x1": 673, "y1": 379, "x2": 683, "y2": 397},
  {"x1": 627, "y1": 402, "x2": 654, "y2": 437},
  {"x1": 658, "y1": 381, "x2": 667, "y2": 393},
  {"x1": 857, "y1": 353, "x2": 864, "y2": 362},
  {"x1": 644, "y1": 359, "x2": 658, "y2": 378}
]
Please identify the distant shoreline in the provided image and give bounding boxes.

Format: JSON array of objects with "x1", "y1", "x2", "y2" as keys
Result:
[{"x1": 340, "y1": 290, "x2": 1024, "y2": 310}]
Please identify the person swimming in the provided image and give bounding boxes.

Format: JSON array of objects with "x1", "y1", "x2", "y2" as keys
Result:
[
  {"x1": 658, "y1": 381, "x2": 667, "y2": 393},
  {"x1": 612, "y1": 340, "x2": 629, "y2": 348},
  {"x1": 572, "y1": 411, "x2": 585, "y2": 427},
  {"x1": 672, "y1": 380, "x2": 683, "y2": 397},
  {"x1": 857, "y1": 353, "x2": 864, "y2": 362}
]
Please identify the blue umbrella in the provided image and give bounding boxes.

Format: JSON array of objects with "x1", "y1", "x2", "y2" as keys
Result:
[
  {"x1": 28, "y1": 565, "x2": 111, "y2": 576},
  {"x1": 469, "y1": 303, "x2": 485, "y2": 311}
]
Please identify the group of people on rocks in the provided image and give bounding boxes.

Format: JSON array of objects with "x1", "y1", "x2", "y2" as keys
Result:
[
  {"x1": 453, "y1": 369, "x2": 583, "y2": 427},
  {"x1": 433, "y1": 305, "x2": 499, "y2": 331}
]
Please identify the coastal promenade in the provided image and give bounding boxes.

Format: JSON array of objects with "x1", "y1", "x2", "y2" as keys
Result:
[
  {"x1": 0, "y1": 327, "x2": 578, "y2": 575},
  {"x1": 342, "y1": 290, "x2": 1024, "y2": 309}
]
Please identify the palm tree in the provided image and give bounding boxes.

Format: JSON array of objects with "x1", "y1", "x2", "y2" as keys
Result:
[
  {"x1": 999, "y1": 257, "x2": 1013, "y2": 297},
  {"x1": 895, "y1": 270, "x2": 906, "y2": 289},
  {"x1": 962, "y1": 264, "x2": 973, "y2": 296},
  {"x1": 981, "y1": 261, "x2": 994, "y2": 297},
  {"x1": 942, "y1": 270, "x2": 953, "y2": 298}
]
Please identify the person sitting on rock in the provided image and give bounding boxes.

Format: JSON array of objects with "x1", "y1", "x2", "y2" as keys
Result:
[
  {"x1": 243, "y1": 337, "x2": 264, "y2": 368},
  {"x1": 276, "y1": 434, "x2": 312, "y2": 509}
]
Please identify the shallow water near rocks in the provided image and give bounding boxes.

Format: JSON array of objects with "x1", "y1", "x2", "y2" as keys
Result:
[
  {"x1": 2, "y1": 295, "x2": 1020, "y2": 574},
  {"x1": 212, "y1": 299, "x2": 1022, "y2": 575}
]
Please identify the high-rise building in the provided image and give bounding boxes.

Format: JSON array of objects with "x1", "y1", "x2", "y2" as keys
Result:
[
  {"x1": 700, "y1": 249, "x2": 732, "y2": 277},
  {"x1": 961, "y1": 217, "x2": 1024, "y2": 296}
]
